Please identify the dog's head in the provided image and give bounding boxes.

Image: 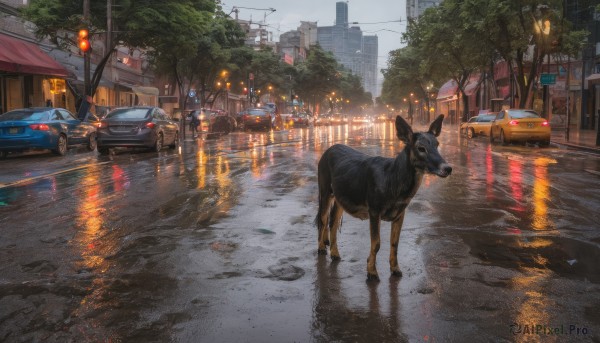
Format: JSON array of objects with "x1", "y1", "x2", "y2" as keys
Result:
[{"x1": 395, "y1": 114, "x2": 452, "y2": 177}]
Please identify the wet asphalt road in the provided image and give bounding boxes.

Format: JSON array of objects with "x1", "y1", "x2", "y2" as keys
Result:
[{"x1": 0, "y1": 122, "x2": 599, "y2": 342}]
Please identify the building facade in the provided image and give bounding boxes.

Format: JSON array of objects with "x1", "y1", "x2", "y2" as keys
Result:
[
  {"x1": 406, "y1": 0, "x2": 443, "y2": 20},
  {"x1": 0, "y1": 0, "x2": 159, "y2": 117}
]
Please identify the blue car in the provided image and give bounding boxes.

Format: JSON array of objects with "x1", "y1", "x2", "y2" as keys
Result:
[{"x1": 0, "y1": 107, "x2": 97, "y2": 158}]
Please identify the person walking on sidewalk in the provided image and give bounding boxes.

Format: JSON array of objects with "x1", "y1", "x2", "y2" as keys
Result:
[{"x1": 189, "y1": 110, "x2": 200, "y2": 138}]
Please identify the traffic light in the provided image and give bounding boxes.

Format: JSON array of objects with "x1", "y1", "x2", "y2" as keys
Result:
[{"x1": 78, "y1": 29, "x2": 90, "y2": 53}]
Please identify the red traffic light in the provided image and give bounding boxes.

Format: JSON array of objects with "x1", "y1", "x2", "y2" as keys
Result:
[
  {"x1": 78, "y1": 29, "x2": 90, "y2": 53},
  {"x1": 78, "y1": 29, "x2": 88, "y2": 39},
  {"x1": 78, "y1": 39, "x2": 90, "y2": 52}
]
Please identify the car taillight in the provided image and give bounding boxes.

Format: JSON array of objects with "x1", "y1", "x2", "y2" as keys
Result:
[
  {"x1": 29, "y1": 124, "x2": 50, "y2": 131},
  {"x1": 145, "y1": 122, "x2": 156, "y2": 129},
  {"x1": 509, "y1": 120, "x2": 519, "y2": 125},
  {"x1": 541, "y1": 121, "x2": 549, "y2": 126}
]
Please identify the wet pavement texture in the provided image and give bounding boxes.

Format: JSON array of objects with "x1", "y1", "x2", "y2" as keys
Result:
[{"x1": 0, "y1": 122, "x2": 599, "y2": 342}]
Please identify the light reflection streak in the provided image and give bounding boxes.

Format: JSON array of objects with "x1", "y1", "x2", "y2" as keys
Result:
[
  {"x1": 215, "y1": 155, "x2": 231, "y2": 192},
  {"x1": 197, "y1": 150, "x2": 207, "y2": 189},
  {"x1": 485, "y1": 145, "x2": 494, "y2": 200},
  {"x1": 509, "y1": 159, "x2": 524, "y2": 212},
  {"x1": 532, "y1": 158, "x2": 553, "y2": 231},
  {"x1": 75, "y1": 164, "x2": 108, "y2": 272}
]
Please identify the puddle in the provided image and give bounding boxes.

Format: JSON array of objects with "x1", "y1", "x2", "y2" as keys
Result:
[{"x1": 462, "y1": 230, "x2": 600, "y2": 283}]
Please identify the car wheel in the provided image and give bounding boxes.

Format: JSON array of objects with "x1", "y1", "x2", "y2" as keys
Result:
[
  {"x1": 98, "y1": 146, "x2": 110, "y2": 155},
  {"x1": 169, "y1": 131, "x2": 179, "y2": 149},
  {"x1": 87, "y1": 133, "x2": 97, "y2": 151},
  {"x1": 153, "y1": 133, "x2": 163, "y2": 152},
  {"x1": 52, "y1": 134, "x2": 68, "y2": 156},
  {"x1": 467, "y1": 128, "x2": 475, "y2": 139},
  {"x1": 0, "y1": 151, "x2": 7, "y2": 159},
  {"x1": 540, "y1": 139, "x2": 550, "y2": 147},
  {"x1": 500, "y1": 130, "x2": 509, "y2": 145},
  {"x1": 489, "y1": 131, "x2": 495, "y2": 144}
]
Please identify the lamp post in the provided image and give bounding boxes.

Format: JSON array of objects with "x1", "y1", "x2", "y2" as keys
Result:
[{"x1": 535, "y1": 15, "x2": 551, "y2": 119}]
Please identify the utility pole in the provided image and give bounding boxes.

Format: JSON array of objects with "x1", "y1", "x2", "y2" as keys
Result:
[
  {"x1": 77, "y1": 0, "x2": 91, "y2": 119},
  {"x1": 83, "y1": 0, "x2": 90, "y2": 98}
]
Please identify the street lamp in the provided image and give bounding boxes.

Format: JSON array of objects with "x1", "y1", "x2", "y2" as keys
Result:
[{"x1": 268, "y1": 85, "x2": 273, "y2": 102}]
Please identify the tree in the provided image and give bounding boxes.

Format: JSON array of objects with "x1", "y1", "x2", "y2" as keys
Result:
[
  {"x1": 381, "y1": 46, "x2": 434, "y2": 112},
  {"x1": 294, "y1": 45, "x2": 340, "y2": 113},
  {"x1": 338, "y1": 71, "x2": 372, "y2": 114},
  {"x1": 460, "y1": 0, "x2": 586, "y2": 108},
  {"x1": 403, "y1": 1, "x2": 492, "y2": 119},
  {"x1": 23, "y1": 0, "x2": 217, "y2": 106}
]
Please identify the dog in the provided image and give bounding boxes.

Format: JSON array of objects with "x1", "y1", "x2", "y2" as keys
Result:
[{"x1": 315, "y1": 114, "x2": 452, "y2": 281}]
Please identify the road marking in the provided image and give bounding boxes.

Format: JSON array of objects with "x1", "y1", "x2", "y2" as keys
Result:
[
  {"x1": 0, "y1": 161, "x2": 111, "y2": 189},
  {"x1": 584, "y1": 169, "x2": 600, "y2": 176}
]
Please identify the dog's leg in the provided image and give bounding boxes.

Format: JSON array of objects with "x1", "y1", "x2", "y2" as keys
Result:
[
  {"x1": 367, "y1": 214, "x2": 381, "y2": 281},
  {"x1": 318, "y1": 195, "x2": 333, "y2": 255},
  {"x1": 389, "y1": 212, "x2": 405, "y2": 277},
  {"x1": 328, "y1": 201, "x2": 344, "y2": 261}
]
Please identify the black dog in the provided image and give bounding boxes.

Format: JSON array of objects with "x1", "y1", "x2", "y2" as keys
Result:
[{"x1": 315, "y1": 115, "x2": 452, "y2": 281}]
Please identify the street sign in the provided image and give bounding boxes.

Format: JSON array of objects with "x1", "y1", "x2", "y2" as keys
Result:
[{"x1": 540, "y1": 73, "x2": 556, "y2": 85}]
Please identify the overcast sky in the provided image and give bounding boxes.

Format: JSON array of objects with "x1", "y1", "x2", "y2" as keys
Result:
[{"x1": 222, "y1": 0, "x2": 407, "y2": 90}]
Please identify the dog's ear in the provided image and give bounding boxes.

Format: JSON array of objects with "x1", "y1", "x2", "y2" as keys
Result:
[
  {"x1": 428, "y1": 114, "x2": 444, "y2": 137},
  {"x1": 395, "y1": 115, "x2": 413, "y2": 144}
]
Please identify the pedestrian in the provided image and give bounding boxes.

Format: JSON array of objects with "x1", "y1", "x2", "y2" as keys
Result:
[{"x1": 189, "y1": 110, "x2": 200, "y2": 138}]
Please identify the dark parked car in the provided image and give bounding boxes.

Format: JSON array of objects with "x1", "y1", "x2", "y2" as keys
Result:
[
  {"x1": 0, "y1": 107, "x2": 97, "y2": 158},
  {"x1": 96, "y1": 106, "x2": 179, "y2": 155},
  {"x1": 239, "y1": 108, "x2": 274, "y2": 131},
  {"x1": 286, "y1": 112, "x2": 312, "y2": 127}
]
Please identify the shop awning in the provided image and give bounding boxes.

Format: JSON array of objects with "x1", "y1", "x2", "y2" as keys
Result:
[
  {"x1": 0, "y1": 33, "x2": 69, "y2": 77},
  {"x1": 464, "y1": 74, "x2": 481, "y2": 96},
  {"x1": 437, "y1": 79, "x2": 458, "y2": 100},
  {"x1": 132, "y1": 86, "x2": 159, "y2": 96},
  {"x1": 585, "y1": 73, "x2": 600, "y2": 89}
]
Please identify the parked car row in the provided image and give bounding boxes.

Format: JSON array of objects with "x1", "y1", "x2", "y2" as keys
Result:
[
  {"x1": 0, "y1": 106, "x2": 180, "y2": 158},
  {"x1": 461, "y1": 109, "x2": 550, "y2": 146}
]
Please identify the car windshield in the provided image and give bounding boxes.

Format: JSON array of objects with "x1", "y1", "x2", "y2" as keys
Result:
[
  {"x1": 248, "y1": 109, "x2": 268, "y2": 116},
  {"x1": 508, "y1": 110, "x2": 540, "y2": 119},
  {"x1": 0, "y1": 110, "x2": 48, "y2": 122},
  {"x1": 106, "y1": 108, "x2": 151, "y2": 120},
  {"x1": 478, "y1": 115, "x2": 496, "y2": 122}
]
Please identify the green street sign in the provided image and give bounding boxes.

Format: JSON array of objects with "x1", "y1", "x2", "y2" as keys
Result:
[{"x1": 540, "y1": 73, "x2": 556, "y2": 85}]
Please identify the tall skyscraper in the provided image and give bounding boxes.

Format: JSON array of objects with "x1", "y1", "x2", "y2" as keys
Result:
[
  {"x1": 335, "y1": 1, "x2": 348, "y2": 27},
  {"x1": 406, "y1": 0, "x2": 443, "y2": 20},
  {"x1": 317, "y1": 1, "x2": 379, "y2": 97}
]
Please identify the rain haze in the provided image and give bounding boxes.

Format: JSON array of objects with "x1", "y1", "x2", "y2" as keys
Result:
[{"x1": 222, "y1": 0, "x2": 407, "y2": 95}]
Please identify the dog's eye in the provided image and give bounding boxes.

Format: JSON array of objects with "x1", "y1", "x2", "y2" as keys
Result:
[{"x1": 417, "y1": 146, "x2": 426, "y2": 153}]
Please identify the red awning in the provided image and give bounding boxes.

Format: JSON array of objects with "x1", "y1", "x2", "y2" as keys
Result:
[
  {"x1": 437, "y1": 79, "x2": 458, "y2": 100},
  {"x1": 0, "y1": 34, "x2": 69, "y2": 77}
]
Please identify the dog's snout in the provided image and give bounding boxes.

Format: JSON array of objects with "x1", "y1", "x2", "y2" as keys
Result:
[{"x1": 443, "y1": 165, "x2": 452, "y2": 176}]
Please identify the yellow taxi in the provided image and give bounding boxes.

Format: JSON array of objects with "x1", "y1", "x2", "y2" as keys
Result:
[
  {"x1": 460, "y1": 113, "x2": 496, "y2": 138},
  {"x1": 489, "y1": 109, "x2": 550, "y2": 146}
]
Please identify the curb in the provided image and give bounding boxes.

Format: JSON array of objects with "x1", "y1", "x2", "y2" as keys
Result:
[{"x1": 551, "y1": 140, "x2": 600, "y2": 155}]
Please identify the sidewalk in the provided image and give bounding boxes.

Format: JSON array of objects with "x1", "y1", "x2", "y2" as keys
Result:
[{"x1": 551, "y1": 126, "x2": 600, "y2": 154}]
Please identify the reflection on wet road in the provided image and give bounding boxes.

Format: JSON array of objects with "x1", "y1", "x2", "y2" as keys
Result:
[{"x1": 0, "y1": 122, "x2": 599, "y2": 342}]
